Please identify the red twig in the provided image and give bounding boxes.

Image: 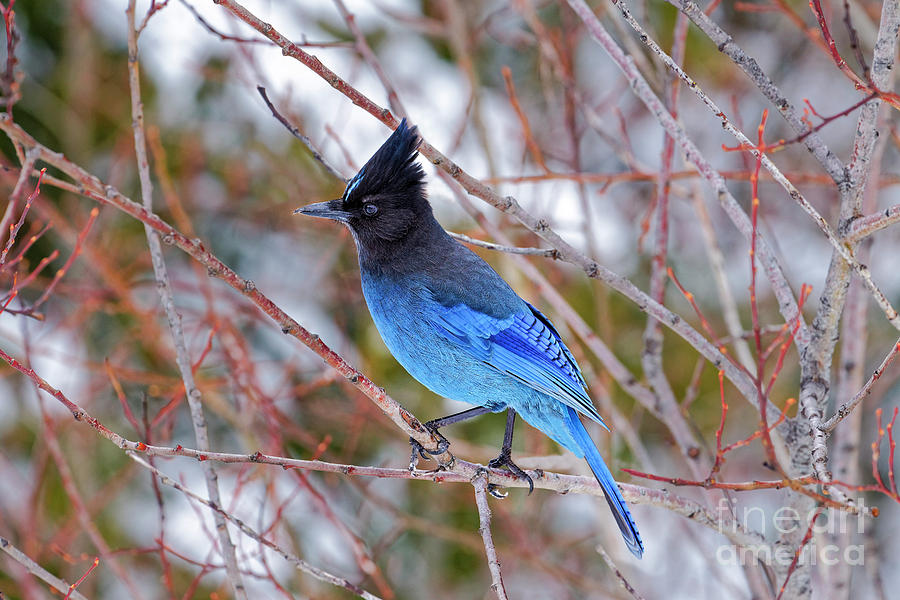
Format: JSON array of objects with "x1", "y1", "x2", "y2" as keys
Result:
[
  {"x1": 723, "y1": 95, "x2": 876, "y2": 154},
  {"x1": 667, "y1": 266, "x2": 751, "y2": 378},
  {"x1": 870, "y1": 407, "x2": 900, "y2": 501},
  {"x1": 0, "y1": 166, "x2": 45, "y2": 265},
  {"x1": 710, "y1": 370, "x2": 728, "y2": 478},
  {"x1": 749, "y1": 111, "x2": 781, "y2": 470},
  {"x1": 2, "y1": 221, "x2": 50, "y2": 269},
  {"x1": 809, "y1": 0, "x2": 848, "y2": 72},
  {"x1": 726, "y1": 110, "x2": 791, "y2": 472},
  {"x1": 707, "y1": 375, "x2": 796, "y2": 479},
  {"x1": 0, "y1": 0, "x2": 20, "y2": 111},
  {"x1": 137, "y1": 0, "x2": 169, "y2": 32},
  {"x1": 173, "y1": 0, "x2": 273, "y2": 44},
  {"x1": 734, "y1": 2, "x2": 779, "y2": 12},
  {"x1": 807, "y1": 0, "x2": 900, "y2": 109},
  {"x1": 765, "y1": 284, "x2": 812, "y2": 396},
  {"x1": 64, "y1": 557, "x2": 99, "y2": 600},
  {"x1": 0, "y1": 271, "x2": 16, "y2": 315},
  {"x1": 622, "y1": 468, "x2": 856, "y2": 511},
  {"x1": 890, "y1": 410, "x2": 897, "y2": 497},
  {"x1": 30, "y1": 206, "x2": 100, "y2": 311},
  {"x1": 749, "y1": 111, "x2": 767, "y2": 353},
  {"x1": 502, "y1": 65, "x2": 549, "y2": 172},
  {"x1": 2, "y1": 249, "x2": 59, "y2": 300},
  {"x1": 104, "y1": 359, "x2": 142, "y2": 435},
  {"x1": 721, "y1": 398, "x2": 796, "y2": 454},
  {"x1": 623, "y1": 468, "x2": 809, "y2": 490},
  {"x1": 191, "y1": 324, "x2": 219, "y2": 374}
]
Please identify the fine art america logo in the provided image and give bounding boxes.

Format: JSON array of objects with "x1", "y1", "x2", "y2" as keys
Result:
[{"x1": 714, "y1": 499, "x2": 868, "y2": 566}]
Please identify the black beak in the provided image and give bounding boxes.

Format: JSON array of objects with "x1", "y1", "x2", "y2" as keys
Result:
[{"x1": 294, "y1": 199, "x2": 350, "y2": 222}]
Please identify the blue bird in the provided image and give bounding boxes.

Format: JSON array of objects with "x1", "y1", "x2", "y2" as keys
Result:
[{"x1": 297, "y1": 119, "x2": 644, "y2": 558}]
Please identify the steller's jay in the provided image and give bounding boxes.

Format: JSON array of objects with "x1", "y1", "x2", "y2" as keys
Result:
[{"x1": 297, "y1": 119, "x2": 643, "y2": 558}]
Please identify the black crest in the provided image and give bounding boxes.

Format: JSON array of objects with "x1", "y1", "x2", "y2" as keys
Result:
[{"x1": 342, "y1": 118, "x2": 425, "y2": 206}]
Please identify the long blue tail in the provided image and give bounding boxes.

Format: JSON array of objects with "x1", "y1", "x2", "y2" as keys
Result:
[{"x1": 564, "y1": 406, "x2": 644, "y2": 558}]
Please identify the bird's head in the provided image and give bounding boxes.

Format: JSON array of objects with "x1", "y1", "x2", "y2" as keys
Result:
[{"x1": 296, "y1": 119, "x2": 430, "y2": 250}]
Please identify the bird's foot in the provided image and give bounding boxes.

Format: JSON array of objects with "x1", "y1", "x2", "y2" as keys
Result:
[
  {"x1": 407, "y1": 423, "x2": 450, "y2": 471},
  {"x1": 488, "y1": 449, "x2": 534, "y2": 495}
]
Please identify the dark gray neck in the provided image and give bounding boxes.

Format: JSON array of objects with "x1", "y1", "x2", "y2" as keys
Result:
[{"x1": 355, "y1": 212, "x2": 455, "y2": 277}]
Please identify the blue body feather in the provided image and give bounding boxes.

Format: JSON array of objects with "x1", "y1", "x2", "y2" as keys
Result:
[
  {"x1": 300, "y1": 119, "x2": 644, "y2": 558},
  {"x1": 360, "y1": 249, "x2": 644, "y2": 558}
]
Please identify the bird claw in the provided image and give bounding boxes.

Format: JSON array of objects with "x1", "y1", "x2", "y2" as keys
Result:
[
  {"x1": 488, "y1": 449, "x2": 534, "y2": 495},
  {"x1": 407, "y1": 424, "x2": 450, "y2": 471},
  {"x1": 487, "y1": 484, "x2": 508, "y2": 499},
  {"x1": 408, "y1": 440, "x2": 440, "y2": 472}
]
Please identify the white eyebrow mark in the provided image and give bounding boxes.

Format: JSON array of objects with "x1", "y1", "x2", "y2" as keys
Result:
[{"x1": 344, "y1": 168, "x2": 366, "y2": 199}]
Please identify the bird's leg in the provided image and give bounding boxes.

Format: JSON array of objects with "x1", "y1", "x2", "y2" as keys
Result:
[
  {"x1": 487, "y1": 408, "x2": 534, "y2": 494},
  {"x1": 408, "y1": 406, "x2": 492, "y2": 469}
]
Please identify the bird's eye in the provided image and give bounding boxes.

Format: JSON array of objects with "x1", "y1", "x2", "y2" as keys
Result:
[{"x1": 363, "y1": 203, "x2": 378, "y2": 216}]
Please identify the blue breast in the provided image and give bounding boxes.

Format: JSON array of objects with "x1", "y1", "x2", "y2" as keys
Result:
[{"x1": 360, "y1": 271, "x2": 500, "y2": 408}]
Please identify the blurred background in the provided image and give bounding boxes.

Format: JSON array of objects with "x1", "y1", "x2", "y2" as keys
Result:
[{"x1": 0, "y1": 0, "x2": 898, "y2": 598}]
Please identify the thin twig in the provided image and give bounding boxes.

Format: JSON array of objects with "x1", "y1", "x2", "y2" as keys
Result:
[
  {"x1": 821, "y1": 338, "x2": 900, "y2": 433},
  {"x1": 601, "y1": 0, "x2": 900, "y2": 336},
  {"x1": 0, "y1": 164, "x2": 44, "y2": 265},
  {"x1": 661, "y1": 0, "x2": 847, "y2": 185},
  {"x1": 0, "y1": 148, "x2": 36, "y2": 249},
  {"x1": 332, "y1": 0, "x2": 407, "y2": 117},
  {"x1": 448, "y1": 231, "x2": 559, "y2": 258},
  {"x1": 256, "y1": 85, "x2": 345, "y2": 180},
  {"x1": 596, "y1": 545, "x2": 645, "y2": 599},
  {"x1": 0, "y1": 0, "x2": 21, "y2": 112},
  {"x1": 127, "y1": 454, "x2": 384, "y2": 600},
  {"x1": 689, "y1": 181, "x2": 754, "y2": 370},
  {"x1": 0, "y1": 537, "x2": 89, "y2": 600},
  {"x1": 846, "y1": 203, "x2": 900, "y2": 241},
  {"x1": 30, "y1": 378, "x2": 144, "y2": 599},
  {"x1": 125, "y1": 3, "x2": 247, "y2": 597},
  {"x1": 28, "y1": 206, "x2": 99, "y2": 311},
  {"x1": 472, "y1": 470, "x2": 509, "y2": 600},
  {"x1": 177, "y1": 0, "x2": 268, "y2": 43},
  {"x1": 566, "y1": 0, "x2": 810, "y2": 349}
]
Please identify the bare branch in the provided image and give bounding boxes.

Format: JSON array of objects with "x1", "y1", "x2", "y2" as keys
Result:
[
  {"x1": 128, "y1": 454, "x2": 384, "y2": 600},
  {"x1": 448, "y1": 231, "x2": 559, "y2": 258},
  {"x1": 566, "y1": 0, "x2": 810, "y2": 349},
  {"x1": 125, "y1": 3, "x2": 246, "y2": 596},
  {"x1": 661, "y1": 0, "x2": 848, "y2": 185},
  {"x1": 601, "y1": 0, "x2": 900, "y2": 335},
  {"x1": 597, "y1": 545, "x2": 645, "y2": 600},
  {"x1": 821, "y1": 337, "x2": 900, "y2": 433},
  {"x1": 846, "y1": 203, "x2": 900, "y2": 241},
  {"x1": 257, "y1": 85, "x2": 346, "y2": 180},
  {"x1": 332, "y1": 0, "x2": 407, "y2": 117},
  {"x1": 472, "y1": 471, "x2": 509, "y2": 600},
  {"x1": 0, "y1": 537, "x2": 89, "y2": 600}
]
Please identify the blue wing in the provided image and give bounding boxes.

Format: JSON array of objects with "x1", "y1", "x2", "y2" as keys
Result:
[
  {"x1": 429, "y1": 296, "x2": 644, "y2": 557},
  {"x1": 430, "y1": 300, "x2": 606, "y2": 427}
]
